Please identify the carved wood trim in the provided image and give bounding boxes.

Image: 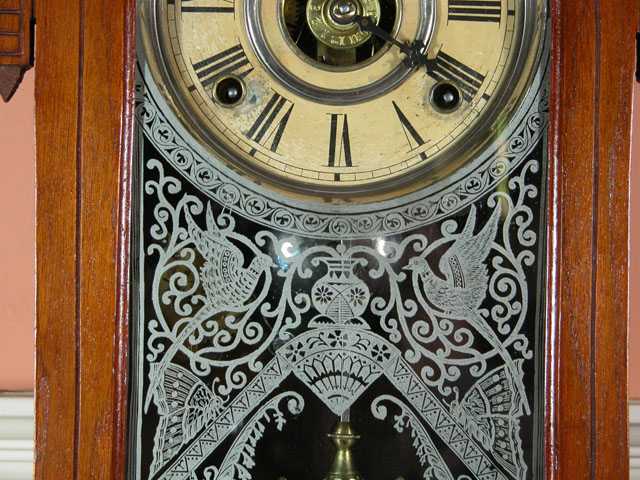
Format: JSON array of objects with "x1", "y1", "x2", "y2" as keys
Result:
[{"x1": 0, "y1": 0, "x2": 32, "y2": 101}]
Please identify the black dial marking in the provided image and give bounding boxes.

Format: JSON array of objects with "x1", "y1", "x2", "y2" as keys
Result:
[
  {"x1": 327, "y1": 114, "x2": 353, "y2": 170},
  {"x1": 190, "y1": 45, "x2": 253, "y2": 97},
  {"x1": 427, "y1": 51, "x2": 489, "y2": 102},
  {"x1": 392, "y1": 102, "x2": 427, "y2": 160},
  {"x1": 171, "y1": 0, "x2": 234, "y2": 14},
  {"x1": 246, "y1": 93, "x2": 294, "y2": 155},
  {"x1": 448, "y1": 0, "x2": 501, "y2": 23}
]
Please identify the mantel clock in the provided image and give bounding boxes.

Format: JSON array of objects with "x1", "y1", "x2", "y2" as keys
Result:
[{"x1": 31, "y1": 0, "x2": 635, "y2": 479}]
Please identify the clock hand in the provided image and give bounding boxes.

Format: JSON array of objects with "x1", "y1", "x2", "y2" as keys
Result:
[
  {"x1": 353, "y1": 15, "x2": 407, "y2": 52},
  {"x1": 353, "y1": 15, "x2": 436, "y2": 70}
]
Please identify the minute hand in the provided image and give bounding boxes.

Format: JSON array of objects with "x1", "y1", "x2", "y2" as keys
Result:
[{"x1": 353, "y1": 15, "x2": 436, "y2": 70}]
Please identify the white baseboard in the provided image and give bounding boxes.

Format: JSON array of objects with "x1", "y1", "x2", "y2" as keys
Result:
[
  {"x1": 632, "y1": 401, "x2": 640, "y2": 480},
  {"x1": 0, "y1": 394, "x2": 34, "y2": 480}
]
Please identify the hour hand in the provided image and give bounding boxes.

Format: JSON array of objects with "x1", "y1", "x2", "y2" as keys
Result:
[{"x1": 353, "y1": 15, "x2": 436, "y2": 70}]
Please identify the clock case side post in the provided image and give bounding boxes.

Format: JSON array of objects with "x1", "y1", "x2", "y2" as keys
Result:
[
  {"x1": 33, "y1": 0, "x2": 136, "y2": 478},
  {"x1": 545, "y1": 0, "x2": 635, "y2": 478}
]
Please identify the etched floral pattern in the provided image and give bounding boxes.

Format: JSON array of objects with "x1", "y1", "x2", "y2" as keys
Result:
[{"x1": 128, "y1": 38, "x2": 550, "y2": 480}]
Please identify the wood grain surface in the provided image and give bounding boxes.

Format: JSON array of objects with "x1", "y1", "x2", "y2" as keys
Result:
[
  {"x1": 546, "y1": 0, "x2": 635, "y2": 478},
  {"x1": 33, "y1": 0, "x2": 634, "y2": 478},
  {"x1": 0, "y1": 0, "x2": 33, "y2": 101},
  {"x1": 34, "y1": 0, "x2": 135, "y2": 478}
]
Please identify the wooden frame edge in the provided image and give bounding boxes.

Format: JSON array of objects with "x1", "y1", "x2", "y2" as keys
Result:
[
  {"x1": 34, "y1": 0, "x2": 136, "y2": 478},
  {"x1": 112, "y1": 1, "x2": 137, "y2": 478},
  {"x1": 546, "y1": 0, "x2": 634, "y2": 478}
]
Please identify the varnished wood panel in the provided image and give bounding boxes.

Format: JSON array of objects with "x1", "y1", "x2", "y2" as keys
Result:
[
  {"x1": 34, "y1": 0, "x2": 80, "y2": 475},
  {"x1": 34, "y1": 0, "x2": 135, "y2": 479},
  {"x1": 546, "y1": 0, "x2": 634, "y2": 478}
]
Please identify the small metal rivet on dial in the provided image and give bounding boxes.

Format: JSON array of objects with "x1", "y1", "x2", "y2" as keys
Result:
[{"x1": 330, "y1": 0, "x2": 359, "y2": 24}]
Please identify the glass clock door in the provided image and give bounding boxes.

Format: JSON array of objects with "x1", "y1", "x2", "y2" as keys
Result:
[{"x1": 127, "y1": 0, "x2": 549, "y2": 478}]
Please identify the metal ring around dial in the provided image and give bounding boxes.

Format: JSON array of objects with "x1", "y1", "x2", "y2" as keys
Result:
[
  {"x1": 138, "y1": 0, "x2": 547, "y2": 207},
  {"x1": 244, "y1": 0, "x2": 435, "y2": 105}
]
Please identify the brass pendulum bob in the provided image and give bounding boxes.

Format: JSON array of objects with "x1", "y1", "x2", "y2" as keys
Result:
[
  {"x1": 278, "y1": 421, "x2": 406, "y2": 480},
  {"x1": 323, "y1": 421, "x2": 362, "y2": 480}
]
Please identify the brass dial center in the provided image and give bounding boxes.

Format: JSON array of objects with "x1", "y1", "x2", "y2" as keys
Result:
[{"x1": 306, "y1": 0, "x2": 381, "y2": 49}]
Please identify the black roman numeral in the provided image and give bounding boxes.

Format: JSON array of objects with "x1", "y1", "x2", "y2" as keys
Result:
[
  {"x1": 448, "y1": 0, "x2": 501, "y2": 23},
  {"x1": 427, "y1": 51, "x2": 488, "y2": 102},
  {"x1": 169, "y1": 0, "x2": 234, "y2": 14},
  {"x1": 327, "y1": 114, "x2": 353, "y2": 173},
  {"x1": 246, "y1": 93, "x2": 294, "y2": 155},
  {"x1": 392, "y1": 102, "x2": 427, "y2": 160},
  {"x1": 190, "y1": 44, "x2": 253, "y2": 95}
]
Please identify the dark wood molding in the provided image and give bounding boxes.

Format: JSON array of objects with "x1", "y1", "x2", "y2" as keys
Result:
[
  {"x1": 0, "y1": 0, "x2": 33, "y2": 101},
  {"x1": 546, "y1": 0, "x2": 634, "y2": 478},
  {"x1": 34, "y1": 0, "x2": 135, "y2": 478}
]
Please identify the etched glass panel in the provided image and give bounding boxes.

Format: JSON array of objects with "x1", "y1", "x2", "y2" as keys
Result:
[{"x1": 127, "y1": 1, "x2": 549, "y2": 478}]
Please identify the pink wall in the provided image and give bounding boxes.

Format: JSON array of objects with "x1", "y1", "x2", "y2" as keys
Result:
[
  {"x1": 0, "y1": 70, "x2": 35, "y2": 391},
  {"x1": 0, "y1": 71, "x2": 637, "y2": 397}
]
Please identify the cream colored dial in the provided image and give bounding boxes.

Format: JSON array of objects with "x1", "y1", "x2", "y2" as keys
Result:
[{"x1": 151, "y1": 0, "x2": 540, "y2": 201}]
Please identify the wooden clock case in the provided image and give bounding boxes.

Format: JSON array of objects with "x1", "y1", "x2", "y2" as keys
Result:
[{"x1": 29, "y1": 0, "x2": 636, "y2": 478}]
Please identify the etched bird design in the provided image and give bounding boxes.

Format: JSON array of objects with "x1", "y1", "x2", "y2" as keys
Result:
[
  {"x1": 145, "y1": 203, "x2": 274, "y2": 412},
  {"x1": 186, "y1": 202, "x2": 275, "y2": 311},
  {"x1": 404, "y1": 204, "x2": 530, "y2": 415}
]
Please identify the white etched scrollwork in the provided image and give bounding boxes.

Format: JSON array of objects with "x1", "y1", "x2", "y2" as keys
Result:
[
  {"x1": 150, "y1": 363, "x2": 225, "y2": 477},
  {"x1": 449, "y1": 362, "x2": 527, "y2": 479},
  {"x1": 404, "y1": 203, "x2": 529, "y2": 414},
  {"x1": 144, "y1": 159, "x2": 279, "y2": 408},
  {"x1": 202, "y1": 392, "x2": 304, "y2": 480},
  {"x1": 371, "y1": 395, "x2": 455, "y2": 480},
  {"x1": 136, "y1": 144, "x2": 542, "y2": 480},
  {"x1": 277, "y1": 328, "x2": 398, "y2": 416}
]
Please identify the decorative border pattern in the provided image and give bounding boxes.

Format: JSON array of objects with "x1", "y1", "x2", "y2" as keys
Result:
[{"x1": 135, "y1": 42, "x2": 549, "y2": 240}]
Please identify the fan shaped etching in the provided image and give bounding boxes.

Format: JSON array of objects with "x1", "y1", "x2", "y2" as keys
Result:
[{"x1": 277, "y1": 328, "x2": 396, "y2": 416}]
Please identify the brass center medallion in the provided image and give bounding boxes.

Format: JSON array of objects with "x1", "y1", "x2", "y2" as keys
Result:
[{"x1": 306, "y1": 0, "x2": 380, "y2": 49}]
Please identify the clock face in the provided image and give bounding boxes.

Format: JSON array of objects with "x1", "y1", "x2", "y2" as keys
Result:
[{"x1": 142, "y1": 0, "x2": 543, "y2": 201}]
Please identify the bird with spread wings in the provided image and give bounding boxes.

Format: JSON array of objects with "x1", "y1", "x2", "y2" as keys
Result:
[
  {"x1": 404, "y1": 203, "x2": 530, "y2": 416},
  {"x1": 144, "y1": 202, "x2": 274, "y2": 413}
]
